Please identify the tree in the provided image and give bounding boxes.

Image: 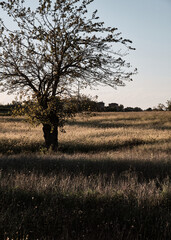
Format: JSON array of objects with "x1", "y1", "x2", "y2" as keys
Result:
[
  {"x1": 118, "y1": 104, "x2": 124, "y2": 112},
  {"x1": 166, "y1": 99, "x2": 171, "y2": 111},
  {"x1": 145, "y1": 107, "x2": 152, "y2": 111},
  {"x1": 133, "y1": 107, "x2": 142, "y2": 112},
  {"x1": 0, "y1": 0, "x2": 136, "y2": 151},
  {"x1": 157, "y1": 103, "x2": 166, "y2": 111}
]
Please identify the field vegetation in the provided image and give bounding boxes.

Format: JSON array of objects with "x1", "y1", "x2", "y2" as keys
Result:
[{"x1": 0, "y1": 111, "x2": 171, "y2": 239}]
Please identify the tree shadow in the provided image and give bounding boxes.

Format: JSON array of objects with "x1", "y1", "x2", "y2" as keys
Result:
[
  {"x1": 0, "y1": 153, "x2": 171, "y2": 182},
  {"x1": 0, "y1": 117, "x2": 25, "y2": 123},
  {"x1": 59, "y1": 138, "x2": 152, "y2": 153},
  {"x1": 0, "y1": 185, "x2": 170, "y2": 240},
  {"x1": 68, "y1": 119, "x2": 129, "y2": 129},
  {"x1": 0, "y1": 137, "x2": 154, "y2": 155},
  {"x1": 0, "y1": 139, "x2": 44, "y2": 154},
  {"x1": 67, "y1": 118, "x2": 171, "y2": 130}
]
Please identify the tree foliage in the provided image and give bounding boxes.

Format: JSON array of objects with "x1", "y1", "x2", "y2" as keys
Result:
[
  {"x1": 166, "y1": 99, "x2": 171, "y2": 111},
  {"x1": 0, "y1": 0, "x2": 136, "y2": 150}
]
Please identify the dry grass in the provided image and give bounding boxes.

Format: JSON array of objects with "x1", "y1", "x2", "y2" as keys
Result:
[
  {"x1": 0, "y1": 111, "x2": 171, "y2": 239},
  {"x1": 0, "y1": 112, "x2": 170, "y2": 154}
]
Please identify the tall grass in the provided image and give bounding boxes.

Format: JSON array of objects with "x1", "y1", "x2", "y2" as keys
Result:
[{"x1": 0, "y1": 112, "x2": 171, "y2": 239}]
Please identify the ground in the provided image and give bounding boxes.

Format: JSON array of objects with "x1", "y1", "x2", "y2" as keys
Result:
[{"x1": 0, "y1": 112, "x2": 171, "y2": 239}]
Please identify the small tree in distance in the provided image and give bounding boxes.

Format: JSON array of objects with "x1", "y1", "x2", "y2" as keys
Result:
[
  {"x1": 166, "y1": 100, "x2": 171, "y2": 111},
  {"x1": 0, "y1": 0, "x2": 136, "y2": 151},
  {"x1": 156, "y1": 103, "x2": 166, "y2": 111}
]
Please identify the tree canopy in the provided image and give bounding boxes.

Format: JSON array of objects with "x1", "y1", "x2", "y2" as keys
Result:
[{"x1": 0, "y1": 0, "x2": 136, "y2": 150}]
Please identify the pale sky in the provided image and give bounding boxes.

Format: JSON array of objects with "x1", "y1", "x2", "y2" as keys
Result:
[{"x1": 0, "y1": 0, "x2": 171, "y2": 109}]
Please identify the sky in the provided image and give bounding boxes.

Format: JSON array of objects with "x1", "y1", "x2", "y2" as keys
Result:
[{"x1": 0, "y1": 0, "x2": 171, "y2": 109}]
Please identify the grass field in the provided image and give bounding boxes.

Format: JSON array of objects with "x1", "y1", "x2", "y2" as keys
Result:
[{"x1": 0, "y1": 112, "x2": 171, "y2": 239}]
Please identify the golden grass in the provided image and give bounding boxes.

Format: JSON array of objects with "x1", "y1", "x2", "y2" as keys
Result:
[
  {"x1": 0, "y1": 111, "x2": 171, "y2": 239},
  {"x1": 0, "y1": 112, "x2": 170, "y2": 153}
]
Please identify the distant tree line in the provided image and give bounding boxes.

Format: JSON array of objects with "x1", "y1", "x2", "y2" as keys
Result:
[
  {"x1": 91, "y1": 99, "x2": 171, "y2": 112},
  {"x1": 95, "y1": 102, "x2": 143, "y2": 112},
  {"x1": 0, "y1": 103, "x2": 16, "y2": 115},
  {"x1": 0, "y1": 98, "x2": 170, "y2": 115}
]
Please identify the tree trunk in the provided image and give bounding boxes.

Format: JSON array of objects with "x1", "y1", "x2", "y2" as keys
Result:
[{"x1": 42, "y1": 123, "x2": 58, "y2": 151}]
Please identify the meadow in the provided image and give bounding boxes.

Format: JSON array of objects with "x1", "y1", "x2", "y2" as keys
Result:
[{"x1": 0, "y1": 111, "x2": 171, "y2": 240}]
